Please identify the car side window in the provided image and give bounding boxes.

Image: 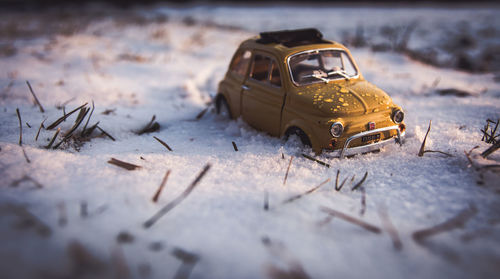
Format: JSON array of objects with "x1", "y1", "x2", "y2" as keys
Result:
[
  {"x1": 270, "y1": 60, "x2": 281, "y2": 87},
  {"x1": 250, "y1": 54, "x2": 271, "y2": 82},
  {"x1": 230, "y1": 50, "x2": 251, "y2": 77}
]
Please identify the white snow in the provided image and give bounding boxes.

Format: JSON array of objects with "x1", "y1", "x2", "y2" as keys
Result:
[{"x1": 0, "y1": 4, "x2": 499, "y2": 279}]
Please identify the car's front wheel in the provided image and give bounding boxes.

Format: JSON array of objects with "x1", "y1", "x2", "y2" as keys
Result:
[{"x1": 285, "y1": 127, "x2": 312, "y2": 147}]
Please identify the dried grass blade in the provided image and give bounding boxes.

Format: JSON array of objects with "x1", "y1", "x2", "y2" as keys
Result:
[
  {"x1": 152, "y1": 170, "x2": 171, "y2": 203},
  {"x1": 26, "y1": 81, "x2": 44, "y2": 113},
  {"x1": 301, "y1": 153, "x2": 330, "y2": 168},
  {"x1": 45, "y1": 128, "x2": 60, "y2": 149},
  {"x1": 232, "y1": 141, "x2": 238, "y2": 151},
  {"x1": 377, "y1": 206, "x2": 403, "y2": 250},
  {"x1": 418, "y1": 120, "x2": 432, "y2": 157},
  {"x1": 481, "y1": 141, "x2": 500, "y2": 158},
  {"x1": 96, "y1": 125, "x2": 115, "y2": 141},
  {"x1": 360, "y1": 187, "x2": 366, "y2": 216},
  {"x1": 412, "y1": 205, "x2": 477, "y2": 243},
  {"x1": 283, "y1": 156, "x2": 294, "y2": 185},
  {"x1": 81, "y1": 100, "x2": 95, "y2": 136},
  {"x1": 195, "y1": 107, "x2": 208, "y2": 120},
  {"x1": 16, "y1": 108, "x2": 22, "y2": 145},
  {"x1": 351, "y1": 171, "x2": 368, "y2": 191},
  {"x1": 46, "y1": 102, "x2": 88, "y2": 130},
  {"x1": 283, "y1": 178, "x2": 331, "y2": 204},
  {"x1": 144, "y1": 163, "x2": 211, "y2": 228},
  {"x1": 35, "y1": 117, "x2": 46, "y2": 141},
  {"x1": 264, "y1": 191, "x2": 269, "y2": 211},
  {"x1": 320, "y1": 206, "x2": 382, "y2": 234},
  {"x1": 423, "y1": 150, "x2": 453, "y2": 157},
  {"x1": 137, "y1": 115, "x2": 159, "y2": 135},
  {"x1": 153, "y1": 136, "x2": 172, "y2": 151},
  {"x1": 107, "y1": 158, "x2": 142, "y2": 171},
  {"x1": 53, "y1": 108, "x2": 89, "y2": 149}
]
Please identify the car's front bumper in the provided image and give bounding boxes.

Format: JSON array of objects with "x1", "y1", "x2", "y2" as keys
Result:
[{"x1": 325, "y1": 125, "x2": 404, "y2": 159}]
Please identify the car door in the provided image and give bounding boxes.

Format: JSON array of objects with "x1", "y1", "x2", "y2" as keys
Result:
[
  {"x1": 224, "y1": 49, "x2": 252, "y2": 118},
  {"x1": 241, "y1": 53, "x2": 285, "y2": 137}
]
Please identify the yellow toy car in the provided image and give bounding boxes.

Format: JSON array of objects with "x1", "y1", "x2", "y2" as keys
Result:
[{"x1": 216, "y1": 28, "x2": 405, "y2": 158}]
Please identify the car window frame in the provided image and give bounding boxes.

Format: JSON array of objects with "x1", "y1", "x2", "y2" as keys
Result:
[
  {"x1": 229, "y1": 49, "x2": 252, "y2": 78},
  {"x1": 248, "y1": 51, "x2": 283, "y2": 89},
  {"x1": 286, "y1": 48, "x2": 360, "y2": 87}
]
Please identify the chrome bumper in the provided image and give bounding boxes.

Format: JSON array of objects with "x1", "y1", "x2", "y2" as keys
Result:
[{"x1": 326, "y1": 125, "x2": 404, "y2": 159}]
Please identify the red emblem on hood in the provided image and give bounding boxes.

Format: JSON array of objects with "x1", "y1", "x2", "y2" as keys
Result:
[{"x1": 368, "y1": 122, "x2": 376, "y2": 130}]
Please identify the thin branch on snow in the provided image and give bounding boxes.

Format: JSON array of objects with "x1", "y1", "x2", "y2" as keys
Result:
[
  {"x1": 412, "y1": 205, "x2": 478, "y2": 244},
  {"x1": 26, "y1": 81, "x2": 45, "y2": 113},
  {"x1": 80, "y1": 100, "x2": 95, "y2": 136},
  {"x1": 282, "y1": 178, "x2": 331, "y2": 204},
  {"x1": 232, "y1": 141, "x2": 238, "y2": 151},
  {"x1": 45, "y1": 128, "x2": 60, "y2": 149},
  {"x1": 153, "y1": 136, "x2": 172, "y2": 151},
  {"x1": 418, "y1": 120, "x2": 432, "y2": 157},
  {"x1": 351, "y1": 171, "x2": 368, "y2": 191},
  {"x1": 377, "y1": 205, "x2": 403, "y2": 251},
  {"x1": 136, "y1": 115, "x2": 160, "y2": 135},
  {"x1": 360, "y1": 187, "x2": 366, "y2": 216},
  {"x1": 152, "y1": 170, "x2": 171, "y2": 203},
  {"x1": 301, "y1": 153, "x2": 330, "y2": 168},
  {"x1": 16, "y1": 108, "x2": 22, "y2": 145},
  {"x1": 96, "y1": 125, "x2": 115, "y2": 141},
  {"x1": 35, "y1": 117, "x2": 47, "y2": 141},
  {"x1": 10, "y1": 175, "x2": 43, "y2": 189},
  {"x1": 107, "y1": 158, "x2": 142, "y2": 171},
  {"x1": 320, "y1": 206, "x2": 382, "y2": 234},
  {"x1": 144, "y1": 164, "x2": 211, "y2": 228},
  {"x1": 172, "y1": 247, "x2": 200, "y2": 279},
  {"x1": 195, "y1": 107, "x2": 208, "y2": 120},
  {"x1": 283, "y1": 156, "x2": 294, "y2": 186}
]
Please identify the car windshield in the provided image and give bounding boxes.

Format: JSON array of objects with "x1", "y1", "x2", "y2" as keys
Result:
[{"x1": 288, "y1": 49, "x2": 358, "y2": 86}]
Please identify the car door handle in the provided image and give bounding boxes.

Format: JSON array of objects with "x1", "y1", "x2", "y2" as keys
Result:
[{"x1": 242, "y1": 85, "x2": 250, "y2": 90}]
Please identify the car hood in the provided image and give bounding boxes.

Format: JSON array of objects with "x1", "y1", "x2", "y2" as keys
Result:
[{"x1": 294, "y1": 80, "x2": 394, "y2": 116}]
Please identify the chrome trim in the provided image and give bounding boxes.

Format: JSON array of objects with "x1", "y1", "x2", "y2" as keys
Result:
[
  {"x1": 286, "y1": 48, "x2": 360, "y2": 87},
  {"x1": 326, "y1": 125, "x2": 404, "y2": 159},
  {"x1": 241, "y1": 85, "x2": 250, "y2": 90}
]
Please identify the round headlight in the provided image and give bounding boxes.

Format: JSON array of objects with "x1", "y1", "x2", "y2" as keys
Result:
[
  {"x1": 392, "y1": 110, "x2": 404, "y2": 124},
  {"x1": 330, "y1": 122, "x2": 344, "y2": 138}
]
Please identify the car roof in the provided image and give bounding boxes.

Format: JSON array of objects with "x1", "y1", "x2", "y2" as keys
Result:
[{"x1": 238, "y1": 28, "x2": 349, "y2": 61}]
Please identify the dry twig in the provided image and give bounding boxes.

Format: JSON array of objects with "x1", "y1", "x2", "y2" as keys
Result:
[
  {"x1": 152, "y1": 170, "x2": 171, "y2": 203},
  {"x1": 16, "y1": 108, "x2": 23, "y2": 145},
  {"x1": 96, "y1": 125, "x2": 115, "y2": 141},
  {"x1": 136, "y1": 115, "x2": 160, "y2": 135},
  {"x1": 107, "y1": 158, "x2": 142, "y2": 171},
  {"x1": 172, "y1": 248, "x2": 200, "y2": 279},
  {"x1": 351, "y1": 171, "x2": 368, "y2": 191},
  {"x1": 412, "y1": 205, "x2": 477, "y2": 243},
  {"x1": 282, "y1": 178, "x2": 331, "y2": 204},
  {"x1": 232, "y1": 141, "x2": 238, "y2": 151},
  {"x1": 320, "y1": 206, "x2": 382, "y2": 234},
  {"x1": 153, "y1": 136, "x2": 172, "y2": 151},
  {"x1": 418, "y1": 120, "x2": 432, "y2": 157},
  {"x1": 301, "y1": 154, "x2": 330, "y2": 168},
  {"x1": 35, "y1": 117, "x2": 47, "y2": 141},
  {"x1": 144, "y1": 163, "x2": 211, "y2": 228},
  {"x1": 377, "y1": 205, "x2": 403, "y2": 250},
  {"x1": 26, "y1": 81, "x2": 44, "y2": 113},
  {"x1": 283, "y1": 156, "x2": 294, "y2": 186},
  {"x1": 45, "y1": 128, "x2": 60, "y2": 149}
]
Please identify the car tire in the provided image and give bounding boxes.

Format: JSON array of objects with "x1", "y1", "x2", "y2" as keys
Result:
[
  {"x1": 285, "y1": 127, "x2": 312, "y2": 147},
  {"x1": 216, "y1": 95, "x2": 232, "y2": 119}
]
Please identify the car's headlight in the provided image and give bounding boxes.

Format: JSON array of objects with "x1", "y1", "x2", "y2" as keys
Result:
[
  {"x1": 392, "y1": 110, "x2": 404, "y2": 124},
  {"x1": 330, "y1": 122, "x2": 343, "y2": 137}
]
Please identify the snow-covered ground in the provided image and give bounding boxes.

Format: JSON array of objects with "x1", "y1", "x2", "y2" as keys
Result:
[{"x1": 1, "y1": 4, "x2": 499, "y2": 279}]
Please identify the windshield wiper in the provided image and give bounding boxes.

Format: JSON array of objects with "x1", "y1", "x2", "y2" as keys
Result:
[
  {"x1": 302, "y1": 73, "x2": 330, "y2": 84},
  {"x1": 327, "y1": 70, "x2": 351, "y2": 80}
]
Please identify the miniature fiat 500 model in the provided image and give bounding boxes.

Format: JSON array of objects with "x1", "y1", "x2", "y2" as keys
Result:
[{"x1": 216, "y1": 28, "x2": 405, "y2": 158}]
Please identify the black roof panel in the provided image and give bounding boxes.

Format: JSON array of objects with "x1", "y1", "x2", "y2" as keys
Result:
[{"x1": 257, "y1": 28, "x2": 329, "y2": 47}]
